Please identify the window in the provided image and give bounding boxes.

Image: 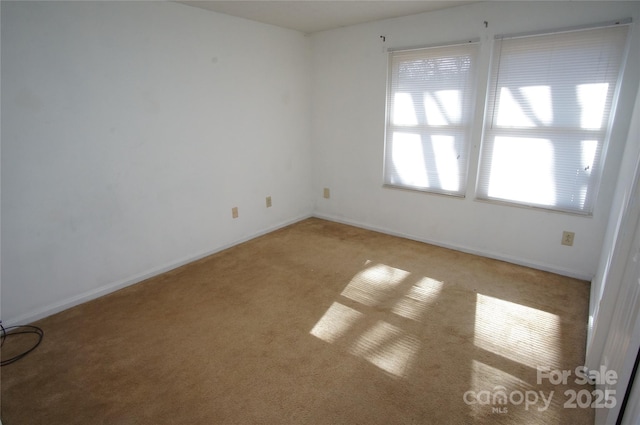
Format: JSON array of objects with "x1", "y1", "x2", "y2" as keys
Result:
[
  {"x1": 384, "y1": 42, "x2": 478, "y2": 196},
  {"x1": 476, "y1": 24, "x2": 629, "y2": 214}
]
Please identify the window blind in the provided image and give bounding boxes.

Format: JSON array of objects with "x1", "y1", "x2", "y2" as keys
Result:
[
  {"x1": 384, "y1": 42, "x2": 478, "y2": 196},
  {"x1": 477, "y1": 24, "x2": 629, "y2": 214}
]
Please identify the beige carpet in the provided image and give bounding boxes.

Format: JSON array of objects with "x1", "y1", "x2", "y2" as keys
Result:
[{"x1": 1, "y1": 218, "x2": 593, "y2": 424}]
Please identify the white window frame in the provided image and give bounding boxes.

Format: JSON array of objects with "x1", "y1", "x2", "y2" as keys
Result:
[
  {"x1": 383, "y1": 41, "x2": 479, "y2": 197},
  {"x1": 476, "y1": 21, "x2": 631, "y2": 215}
]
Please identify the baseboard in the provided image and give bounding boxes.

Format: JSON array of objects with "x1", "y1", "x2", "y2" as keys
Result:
[
  {"x1": 5, "y1": 211, "x2": 590, "y2": 326},
  {"x1": 312, "y1": 213, "x2": 593, "y2": 281},
  {"x1": 2, "y1": 214, "x2": 312, "y2": 327}
]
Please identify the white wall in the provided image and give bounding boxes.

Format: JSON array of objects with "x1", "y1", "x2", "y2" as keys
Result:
[
  {"x1": 1, "y1": 1, "x2": 312, "y2": 325},
  {"x1": 4, "y1": 1, "x2": 640, "y2": 326},
  {"x1": 311, "y1": 1, "x2": 640, "y2": 279},
  {"x1": 587, "y1": 75, "x2": 640, "y2": 372}
]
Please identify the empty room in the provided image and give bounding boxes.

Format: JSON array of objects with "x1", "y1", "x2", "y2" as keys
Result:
[{"x1": 2, "y1": 1, "x2": 640, "y2": 424}]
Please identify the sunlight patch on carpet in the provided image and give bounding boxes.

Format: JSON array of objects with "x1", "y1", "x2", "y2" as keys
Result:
[
  {"x1": 474, "y1": 294, "x2": 561, "y2": 369},
  {"x1": 341, "y1": 263, "x2": 411, "y2": 306},
  {"x1": 467, "y1": 360, "x2": 564, "y2": 424},
  {"x1": 392, "y1": 277, "x2": 443, "y2": 321},
  {"x1": 469, "y1": 359, "x2": 533, "y2": 394},
  {"x1": 310, "y1": 302, "x2": 363, "y2": 344},
  {"x1": 311, "y1": 262, "x2": 442, "y2": 378},
  {"x1": 348, "y1": 320, "x2": 420, "y2": 378}
]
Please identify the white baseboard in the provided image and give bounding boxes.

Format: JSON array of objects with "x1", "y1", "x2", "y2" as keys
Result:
[
  {"x1": 2, "y1": 214, "x2": 312, "y2": 327},
  {"x1": 312, "y1": 212, "x2": 593, "y2": 281},
  {"x1": 4, "y1": 211, "x2": 590, "y2": 326}
]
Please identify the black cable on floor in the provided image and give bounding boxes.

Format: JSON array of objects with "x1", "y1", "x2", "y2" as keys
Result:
[{"x1": 0, "y1": 322, "x2": 44, "y2": 366}]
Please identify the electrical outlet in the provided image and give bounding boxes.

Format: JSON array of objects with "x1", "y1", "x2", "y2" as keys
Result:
[
  {"x1": 232, "y1": 207, "x2": 238, "y2": 219},
  {"x1": 323, "y1": 188, "x2": 330, "y2": 199},
  {"x1": 561, "y1": 231, "x2": 575, "y2": 246},
  {"x1": 266, "y1": 196, "x2": 272, "y2": 208}
]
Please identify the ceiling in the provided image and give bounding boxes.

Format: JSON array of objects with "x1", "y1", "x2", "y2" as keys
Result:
[{"x1": 178, "y1": 1, "x2": 475, "y2": 34}]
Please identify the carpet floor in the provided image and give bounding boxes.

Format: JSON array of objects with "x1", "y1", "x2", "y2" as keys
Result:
[{"x1": 1, "y1": 218, "x2": 593, "y2": 424}]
